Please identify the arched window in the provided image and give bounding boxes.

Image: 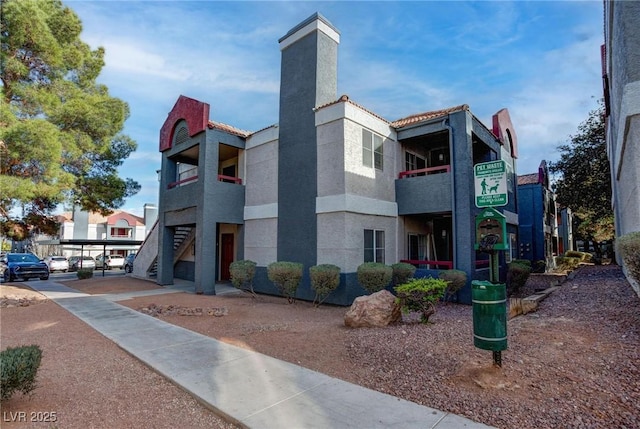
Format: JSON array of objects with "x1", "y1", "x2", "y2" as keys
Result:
[{"x1": 174, "y1": 121, "x2": 189, "y2": 146}]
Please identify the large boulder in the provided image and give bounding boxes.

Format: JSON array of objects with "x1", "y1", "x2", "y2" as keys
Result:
[{"x1": 344, "y1": 290, "x2": 401, "y2": 328}]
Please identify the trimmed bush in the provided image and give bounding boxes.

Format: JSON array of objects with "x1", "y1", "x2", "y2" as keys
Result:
[
  {"x1": 391, "y1": 262, "x2": 416, "y2": 286},
  {"x1": 533, "y1": 260, "x2": 546, "y2": 273},
  {"x1": 555, "y1": 256, "x2": 581, "y2": 271},
  {"x1": 438, "y1": 269, "x2": 467, "y2": 302},
  {"x1": 1, "y1": 345, "x2": 42, "y2": 401},
  {"x1": 507, "y1": 261, "x2": 531, "y2": 295},
  {"x1": 565, "y1": 250, "x2": 593, "y2": 263},
  {"x1": 267, "y1": 261, "x2": 303, "y2": 304},
  {"x1": 394, "y1": 277, "x2": 447, "y2": 324},
  {"x1": 357, "y1": 262, "x2": 392, "y2": 293},
  {"x1": 309, "y1": 264, "x2": 341, "y2": 307},
  {"x1": 617, "y1": 231, "x2": 640, "y2": 284},
  {"x1": 229, "y1": 260, "x2": 257, "y2": 298},
  {"x1": 76, "y1": 268, "x2": 93, "y2": 279}
]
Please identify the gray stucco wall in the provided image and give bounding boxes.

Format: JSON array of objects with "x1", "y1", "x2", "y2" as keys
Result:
[
  {"x1": 615, "y1": 118, "x2": 640, "y2": 235},
  {"x1": 277, "y1": 22, "x2": 338, "y2": 268},
  {"x1": 316, "y1": 119, "x2": 346, "y2": 197},
  {"x1": 607, "y1": 1, "x2": 640, "y2": 239},
  {"x1": 317, "y1": 211, "x2": 397, "y2": 273},
  {"x1": 245, "y1": 138, "x2": 279, "y2": 207},
  {"x1": 244, "y1": 218, "x2": 278, "y2": 266},
  {"x1": 395, "y1": 173, "x2": 453, "y2": 215},
  {"x1": 72, "y1": 206, "x2": 89, "y2": 240}
]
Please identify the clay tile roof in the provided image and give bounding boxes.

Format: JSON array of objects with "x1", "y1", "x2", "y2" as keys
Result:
[
  {"x1": 55, "y1": 214, "x2": 71, "y2": 223},
  {"x1": 391, "y1": 104, "x2": 469, "y2": 128},
  {"x1": 315, "y1": 95, "x2": 391, "y2": 124},
  {"x1": 517, "y1": 173, "x2": 540, "y2": 185},
  {"x1": 59, "y1": 210, "x2": 145, "y2": 225},
  {"x1": 207, "y1": 121, "x2": 251, "y2": 138}
]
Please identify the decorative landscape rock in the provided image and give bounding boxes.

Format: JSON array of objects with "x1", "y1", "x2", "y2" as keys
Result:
[
  {"x1": 138, "y1": 304, "x2": 228, "y2": 317},
  {"x1": 0, "y1": 297, "x2": 46, "y2": 308},
  {"x1": 344, "y1": 290, "x2": 401, "y2": 328}
]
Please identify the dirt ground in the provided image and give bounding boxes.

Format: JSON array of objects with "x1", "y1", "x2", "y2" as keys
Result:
[{"x1": 1, "y1": 265, "x2": 639, "y2": 428}]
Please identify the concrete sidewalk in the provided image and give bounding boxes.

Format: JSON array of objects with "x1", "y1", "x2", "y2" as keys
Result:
[{"x1": 27, "y1": 279, "x2": 495, "y2": 429}]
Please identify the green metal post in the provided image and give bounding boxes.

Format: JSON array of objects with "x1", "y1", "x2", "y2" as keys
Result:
[
  {"x1": 490, "y1": 250, "x2": 501, "y2": 367},
  {"x1": 489, "y1": 251, "x2": 499, "y2": 284}
]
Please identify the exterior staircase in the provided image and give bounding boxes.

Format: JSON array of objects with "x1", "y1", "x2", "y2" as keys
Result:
[{"x1": 132, "y1": 222, "x2": 194, "y2": 279}]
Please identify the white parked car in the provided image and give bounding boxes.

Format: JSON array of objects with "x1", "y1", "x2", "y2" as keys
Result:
[
  {"x1": 68, "y1": 255, "x2": 96, "y2": 271},
  {"x1": 43, "y1": 256, "x2": 69, "y2": 273},
  {"x1": 95, "y1": 254, "x2": 125, "y2": 270}
]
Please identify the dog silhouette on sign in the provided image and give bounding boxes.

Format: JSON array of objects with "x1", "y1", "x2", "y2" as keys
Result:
[{"x1": 489, "y1": 183, "x2": 499, "y2": 193}]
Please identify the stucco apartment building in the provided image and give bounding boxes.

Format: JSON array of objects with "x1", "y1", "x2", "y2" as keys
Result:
[
  {"x1": 603, "y1": 1, "x2": 640, "y2": 295},
  {"x1": 517, "y1": 161, "x2": 559, "y2": 270},
  {"x1": 49, "y1": 205, "x2": 156, "y2": 258},
  {"x1": 32, "y1": 205, "x2": 155, "y2": 259},
  {"x1": 151, "y1": 13, "x2": 519, "y2": 305}
]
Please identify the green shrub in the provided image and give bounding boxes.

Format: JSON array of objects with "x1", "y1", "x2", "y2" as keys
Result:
[
  {"x1": 267, "y1": 261, "x2": 303, "y2": 303},
  {"x1": 564, "y1": 250, "x2": 583, "y2": 258},
  {"x1": 617, "y1": 231, "x2": 640, "y2": 284},
  {"x1": 229, "y1": 260, "x2": 257, "y2": 298},
  {"x1": 507, "y1": 261, "x2": 531, "y2": 295},
  {"x1": 438, "y1": 269, "x2": 467, "y2": 302},
  {"x1": 565, "y1": 250, "x2": 593, "y2": 262},
  {"x1": 76, "y1": 268, "x2": 93, "y2": 279},
  {"x1": 309, "y1": 264, "x2": 341, "y2": 307},
  {"x1": 555, "y1": 256, "x2": 581, "y2": 271},
  {"x1": 1, "y1": 345, "x2": 42, "y2": 401},
  {"x1": 394, "y1": 277, "x2": 447, "y2": 324},
  {"x1": 356, "y1": 262, "x2": 392, "y2": 293},
  {"x1": 533, "y1": 260, "x2": 546, "y2": 273},
  {"x1": 391, "y1": 262, "x2": 416, "y2": 286}
]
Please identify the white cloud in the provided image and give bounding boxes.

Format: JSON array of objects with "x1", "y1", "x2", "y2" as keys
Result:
[
  {"x1": 102, "y1": 41, "x2": 193, "y2": 81},
  {"x1": 507, "y1": 30, "x2": 602, "y2": 174}
]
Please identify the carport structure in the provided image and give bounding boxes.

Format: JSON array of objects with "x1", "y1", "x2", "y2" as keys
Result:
[{"x1": 37, "y1": 239, "x2": 143, "y2": 276}]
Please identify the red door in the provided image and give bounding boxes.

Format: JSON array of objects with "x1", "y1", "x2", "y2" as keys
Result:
[{"x1": 221, "y1": 234, "x2": 234, "y2": 280}]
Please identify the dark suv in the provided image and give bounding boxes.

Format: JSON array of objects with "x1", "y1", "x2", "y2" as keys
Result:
[
  {"x1": 1, "y1": 253, "x2": 49, "y2": 282},
  {"x1": 122, "y1": 253, "x2": 136, "y2": 273}
]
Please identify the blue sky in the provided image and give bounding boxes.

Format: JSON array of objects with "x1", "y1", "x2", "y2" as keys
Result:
[{"x1": 67, "y1": 0, "x2": 604, "y2": 217}]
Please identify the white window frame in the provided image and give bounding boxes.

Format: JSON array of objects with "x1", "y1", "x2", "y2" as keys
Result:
[
  {"x1": 506, "y1": 232, "x2": 517, "y2": 263},
  {"x1": 362, "y1": 129, "x2": 383, "y2": 170},
  {"x1": 364, "y1": 229, "x2": 385, "y2": 263}
]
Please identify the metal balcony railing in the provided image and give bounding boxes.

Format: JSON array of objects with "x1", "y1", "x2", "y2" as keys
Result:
[
  {"x1": 168, "y1": 175, "x2": 198, "y2": 189},
  {"x1": 398, "y1": 165, "x2": 450, "y2": 179},
  {"x1": 401, "y1": 259, "x2": 453, "y2": 269},
  {"x1": 218, "y1": 174, "x2": 242, "y2": 184}
]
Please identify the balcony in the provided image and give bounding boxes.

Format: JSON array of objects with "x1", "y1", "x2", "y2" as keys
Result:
[
  {"x1": 396, "y1": 165, "x2": 452, "y2": 215},
  {"x1": 401, "y1": 259, "x2": 453, "y2": 270},
  {"x1": 217, "y1": 174, "x2": 242, "y2": 185},
  {"x1": 168, "y1": 174, "x2": 243, "y2": 189},
  {"x1": 398, "y1": 165, "x2": 450, "y2": 179}
]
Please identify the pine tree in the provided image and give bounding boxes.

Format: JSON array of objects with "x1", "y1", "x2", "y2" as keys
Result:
[
  {"x1": 0, "y1": 0, "x2": 140, "y2": 239},
  {"x1": 550, "y1": 101, "x2": 613, "y2": 255}
]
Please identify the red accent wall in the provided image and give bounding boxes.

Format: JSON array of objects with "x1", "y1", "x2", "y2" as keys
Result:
[
  {"x1": 159, "y1": 95, "x2": 210, "y2": 152},
  {"x1": 492, "y1": 108, "x2": 518, "y2": 159},
  {"x1": 106, "y1": 212, "x2": 142, "y2": 226}
]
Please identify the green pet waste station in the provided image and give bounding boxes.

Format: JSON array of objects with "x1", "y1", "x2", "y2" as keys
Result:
[{"x1": 473, "y1": 207, "x2": 509, "y2": 367}]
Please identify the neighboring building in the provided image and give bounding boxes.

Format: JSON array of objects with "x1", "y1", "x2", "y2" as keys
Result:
[
  {"x1": 603, "y1": 1, "x2": 640, "y2": 295},
  {"x1": 151, "y1": 13, "x2": 519, "y2": 304},
  {"x1": 37, "y1": 205, "x2": 157, "y2": 258},
  {"x1": 517, "y1": 161, "x2": 558, "y2": 270},
  {"x1": 557, "y1": 206, "x2": 574, "y2": 256}
]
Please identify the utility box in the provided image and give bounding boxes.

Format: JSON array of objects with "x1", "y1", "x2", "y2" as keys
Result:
[
  {"x1": 472, "y1": 280, "x2": 507, "y2": 351},
  {"x1": 475, "y1": 208, "x2": 508, "y2": 251}
]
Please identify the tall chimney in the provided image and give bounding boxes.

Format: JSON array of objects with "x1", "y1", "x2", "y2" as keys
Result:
[{"x1": 276, "y1": 13, "x2": 340, "y2": 273}]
